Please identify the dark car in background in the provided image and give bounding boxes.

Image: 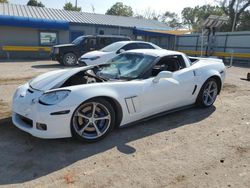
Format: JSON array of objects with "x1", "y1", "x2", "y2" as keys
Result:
[{"x1": 50, "y1": 35, "x2": 131, "y2": 66}]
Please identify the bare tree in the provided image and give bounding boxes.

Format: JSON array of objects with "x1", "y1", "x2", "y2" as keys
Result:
[
  {"x1": 161, "y1": 11, "x2": 182, "y2": 28},
  {"x1": 134, "y1": 8, "x2": 182, "y2": 28},
  {"x1": 134, "y1": 8, "x2": 162, "y2": 20}
]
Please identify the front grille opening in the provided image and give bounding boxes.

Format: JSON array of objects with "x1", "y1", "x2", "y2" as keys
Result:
[{"x1": 18, "y1": 114, "x2": 33, "y2": 128}]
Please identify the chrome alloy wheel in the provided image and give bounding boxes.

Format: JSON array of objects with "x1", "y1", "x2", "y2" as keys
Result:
[
  {"x1": 72, "y1": 102, "x2": 111, "y2": 140},
  {"x1": 202, "y1": 80, "x2": 218, "y2": 106},
  {"x1": 65, "y1": 55, "x2": 76, "y2": 65}
]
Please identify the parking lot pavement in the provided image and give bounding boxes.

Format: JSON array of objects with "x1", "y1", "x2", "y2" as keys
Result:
[{"x1": 0, "y1": 61, "x2": 249, "y2": 187}]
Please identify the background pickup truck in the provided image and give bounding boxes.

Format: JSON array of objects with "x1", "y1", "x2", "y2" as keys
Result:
[{"x1": 50, "y1": 35, "x2": 131, "y2": 66}]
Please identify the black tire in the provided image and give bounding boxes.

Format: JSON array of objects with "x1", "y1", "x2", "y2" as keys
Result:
[
  {"x1": 71, "y1": 98, "x2": 115, "y2": 142},
  {"x1": 196, "y1": 78, "x2": 219, "y2": 107},
  {"x1": 63, "y1": 53, "x2": 77, "y2": 66}
]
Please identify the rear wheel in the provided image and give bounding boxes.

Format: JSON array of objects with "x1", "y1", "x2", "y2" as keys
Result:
[
  {"x1": 196, "y1": 78, "x2": 218, "y2": 107},
  {"x1": 63, "y1": 53, "x2": 77, "y2": 66},
  {"x1": 71, "y1": 99, "x2": 115, "y2": 142}
]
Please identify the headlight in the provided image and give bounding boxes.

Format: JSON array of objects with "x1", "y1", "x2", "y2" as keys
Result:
[
  {"x1": 39, "y1": 90, "x2": 70, "y2": 105},
  {"x1": 54, "y1": 48, "x2": 59, "y2": 54}
]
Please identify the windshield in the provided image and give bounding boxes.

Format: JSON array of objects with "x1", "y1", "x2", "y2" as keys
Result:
[
  {"x1": 72, "y1": 36, "x2": 84, "y2": 45},
  {"x1": 100, "y1": 42, "x2": 126, "y2": 52},
  {"x1": 96, "y1": 53, "x2": 157, "y2": 80}
]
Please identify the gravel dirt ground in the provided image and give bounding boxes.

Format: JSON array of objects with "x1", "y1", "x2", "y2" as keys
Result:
[{"x1": 0, "y1": 61, "x2": 249, "y2": 188}]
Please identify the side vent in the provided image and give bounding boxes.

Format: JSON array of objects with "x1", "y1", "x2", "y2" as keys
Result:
[
  {"x1": 193, "y1": 70, "x2": 196, "y2": 76},
  {"x1": 125, "y1": 96, "x2": 137, "y2": 114},
  {"x1": 192, "y1": 85, "x2": 197, "y2": 95}
]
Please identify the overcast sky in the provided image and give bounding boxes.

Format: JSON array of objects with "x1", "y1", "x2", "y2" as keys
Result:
[{"x1": 10, "y1": 0, "x2": 217, "y2": 16}]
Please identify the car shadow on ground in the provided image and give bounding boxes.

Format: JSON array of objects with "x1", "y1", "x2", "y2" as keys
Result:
[
  {"x1": 0, "y1": 106, "x2": 215, "y2": 185},
  {"x1": 0, "y1": 60, "x2": 41, "y2": 63},
  {"x1": 32, "y1": 64, "x2": 64, "y2": 69}
]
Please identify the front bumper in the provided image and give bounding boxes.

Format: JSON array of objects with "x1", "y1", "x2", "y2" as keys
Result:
[
  {"x1": 50, "y1": 53, "x2": 61, "y2": 61},
  {"x1": 78, "y1": 59, "x2": 91, "y2": 66},
  {"x1": 12, "y1": 84, "x2": 74, "y2": 139}
]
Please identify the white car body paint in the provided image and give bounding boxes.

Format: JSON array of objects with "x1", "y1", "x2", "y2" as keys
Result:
[
  {"x1": 12, "y1": 49, "x2": 226, "y2": 139},
  {"x1": 79, "y1": 41, "x2": 161, "y2": 66},
  {"x1": 80, "y1": 50, "x2": 115, "y2": 65}
]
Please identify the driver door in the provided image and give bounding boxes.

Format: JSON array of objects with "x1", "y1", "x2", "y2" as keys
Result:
[
  {"x1": 140, "y1": 55, "x2": 196, "y2": 117},
  {"x1": 85, "y1": 37, "x2": 97, "y2": 52}
]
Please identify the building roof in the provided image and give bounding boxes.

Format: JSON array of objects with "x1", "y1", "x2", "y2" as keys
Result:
[{"x1": 0, "y1": 3, "x2": 172, "y2": 30}]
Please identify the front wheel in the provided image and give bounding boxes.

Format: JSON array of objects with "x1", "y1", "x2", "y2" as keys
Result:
[
  {"x1": 71, "y1": 99, "x2": 115, "y2": 142},
  {"x1": 63, "y1": 53, "x2": 77, "y2": 66},
  {"x1": 196, "y1": 78, "x2": 218, "y2": 107}
]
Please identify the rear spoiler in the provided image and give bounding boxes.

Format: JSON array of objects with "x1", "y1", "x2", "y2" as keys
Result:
[{"x1": 189, "y1": 56, "x2": 224, "y2": 64}]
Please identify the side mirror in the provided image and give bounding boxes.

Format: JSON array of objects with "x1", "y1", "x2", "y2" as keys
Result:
[
  {"x1": 152, "y1": 71, "x2": 173, "y2": 83},
  {"x1": 117, "y1": 49, "x2": 125, "y2": 54}
]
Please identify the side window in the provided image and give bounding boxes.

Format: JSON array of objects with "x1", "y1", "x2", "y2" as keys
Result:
[
  {"x1": 99, "y1": 30, "x2": 104, "y2": 35},
  {"x1": 86, "y1": 38, "x2": 97, "y2": 50},
  {"x1": 137, "y1": 43, "x2": 155, "y2": 49},
  {"x1": 151, "y1": 55, "x2": 186, "y2": 76},
  {"x1": 177, "y1": 55, "x2": 187, "y2": 68},
  {"x1": 122, "y1": 43, "x2": 138, "y2": 51},
  {"x1": 98, "y1": 37, "x2": 112, "y2": 48}
]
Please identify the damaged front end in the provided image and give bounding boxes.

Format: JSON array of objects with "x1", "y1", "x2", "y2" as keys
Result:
[{"x1": 29, "y1": 65, "x2": 109, "y2": 91}]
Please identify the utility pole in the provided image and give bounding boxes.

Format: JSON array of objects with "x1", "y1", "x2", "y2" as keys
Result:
[
  {"x1": 91, "y1": 4, "x2": 95, "y2": 13},
  {"x1": 75, "y1": 0, "x2": 78, "y2": 9},
  {"x1": 232, "y1": 0, "x2": 241, "y2": 32}
]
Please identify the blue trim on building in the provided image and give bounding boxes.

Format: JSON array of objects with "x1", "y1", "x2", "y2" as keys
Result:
[
  {"x1": 0, "y1": 15, "x2": 69, "y2": 30},
  {"x1": 135, "y1": 26, "x2": 172, "y2": 31}
]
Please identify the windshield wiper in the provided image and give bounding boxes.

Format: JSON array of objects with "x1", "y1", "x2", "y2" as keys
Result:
[{"x1": 116, "y1": 75, "x2": 131, "y2": 80}]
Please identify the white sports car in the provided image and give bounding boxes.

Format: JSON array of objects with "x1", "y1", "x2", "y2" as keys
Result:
[{"x1": 12, "y1": 49, "x2": 226, "y2": 142}]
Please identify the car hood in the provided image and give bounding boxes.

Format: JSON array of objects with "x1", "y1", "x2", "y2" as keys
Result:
[
  {"x1": 29, "y1": 67, "x2": 90, "y2": 91},
  {"x1": 80, "y1": 50, "x2": 113, "y2": 59}
]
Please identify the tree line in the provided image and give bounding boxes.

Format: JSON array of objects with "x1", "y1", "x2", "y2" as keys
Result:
[
  {"x1": 1, "y1": 0, "x2": 250, "y2": 32},
  {"x1": 106, "y1": 1, "x2": 250, "y2": 32}
]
